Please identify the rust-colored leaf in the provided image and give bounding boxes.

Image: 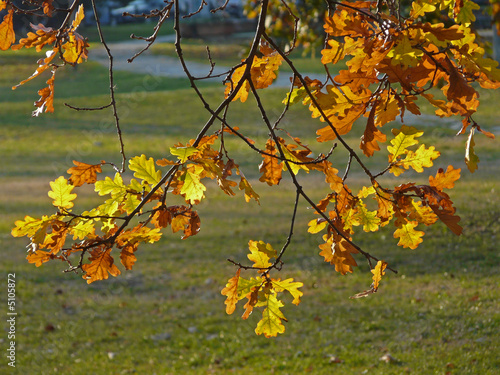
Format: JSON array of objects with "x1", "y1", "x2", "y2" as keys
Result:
[
  {"x1": 82, "y1": 247, "x2": 121, "y2": 284},
  {"x1": 67, "y1": 161, "x2": 103, "y2": 187},
  {"x1": 0, "y1": 9, "x2": 15, "y2": 51}
]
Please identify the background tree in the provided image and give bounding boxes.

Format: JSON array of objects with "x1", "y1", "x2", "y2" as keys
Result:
[{"x1": 2, "y1": 0, "x2": 499, "y2": 338}]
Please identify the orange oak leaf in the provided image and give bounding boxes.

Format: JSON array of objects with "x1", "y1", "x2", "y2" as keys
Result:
[
  {"x1": 360, "y1": 105, "x2": 387, "y2": 157},
  {"x1": 27, "y1": 250, "x2": 60, "y2": 267},
  {"x1": 67, "y1": 161, "x2": 103, "y2": 187},
  {"x1": 0, "y1": 9, "x2": 15, "y2": 51},
  {"x1": 429, "y1": 165, "x2": 461, "y2": 191},
  {"x1": 181, "y1": 211, "x2": 201, "y2": 239},
  {"x1": 258, "y1": 139, "x2": 282, "y2": 186},
  {"x1": 11, "y1": 23, "x2": 57, "y2": 52},
  {"x1": 32, "y1": 71, "x2": 56, "y2": 116},
  {"x1": 221, "y1": 268, "x2": 241, "y2": 315},
  {"x1": 242, "y1": 286, "x2": 259, "y2": 320},
  {"x1": 82, "y1": 247, "x2": 121, "y2": 284},
  {"x1": 120, "y1": 243, "x2": 138, "y2": 270},
  {"x1": 42, "y1": 0, "x2": 55, "y2": 16}
]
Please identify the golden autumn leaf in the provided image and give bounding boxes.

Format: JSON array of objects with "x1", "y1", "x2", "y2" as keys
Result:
[
  {"x1": 221, "y1": 269, "x2": 241, "y2": 315},
  {"x1": 179, "y1": 164, "x2": 206, "y2": 204},
  {"x1": 254, "y1": 292, "x2": 287, "y2": 338},
  {"x1": 271, "y1": 278, "x2": 303, "y2": 305},
  {"x1": 48, "y1": 176, "x2": 77, "y2": 210},
  {"x1": 429, "y1": 165, "x2": 461, "y2": 190},
  {"x1": 247, "y1": 240, "x2": 276, "y2": 271},
  {"x1": 120, "y1": 243, "x2": 138, "y2": 270},
  {"x1": 67, "y1": 160, "x2": 103, "y2": 187},
  {"x1": 258, "y1": 139, "x2": 282, "y2": 186},
  {"x1": 371, "y1": 260, "x2": 388, "y2": 291},
  {"x1": 129, "y1": 154, "x2": 162, "y2": 186},
  {"x1": 82, "y1": 247, "x2": 121, "y2": 284},
  {"x1": 32, "y1": 71, "x2": 56, "y2": 116},
  {"x1": 27, "y1": 250, "x2": 59, "y2": 267},
  {"x1": 393, "y1": 221, "x2": 424, "y2": 249},
  {"x1": 0, "y1": 9, "x2": 15, "y2": 51}
]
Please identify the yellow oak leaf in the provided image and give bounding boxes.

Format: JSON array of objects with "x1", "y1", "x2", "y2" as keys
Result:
[
  {"x1": 271, "y1": 278, "x2": 303, "y2": 305},
  {"x1": 355, "y1": 201, "x2": 381, "y2": 232},
  {"x1": 95, "y1": 174, "x2": 126, "y2": 200},
  {"x1": 371, "y1": 260, "x2": 388, "y2": 291},
  {"x1": 238, "y1": 174, "x2": 260, "y2": 203},
  {"x1": 129, "y1": 154, "x2": 162, "y2": 186},
  {"x1": 388, "y1": 125, "x2": 423, "y2": 162},
  {"x1": 67, "y1": 160, "x2": 103, "y2": 187},
  {"x1": 221, "y1": 269, "x2": 241, "y2": 315},
  {"x1": 225, "y1": 63, "x2": 250, "y2": 102},
  {"x1": 179, "y1": 164, "x2": 206, "y2": 204},
  {"x1": 0, "y1": 9, "x2": 15, "y2": 51},
  {"x1": 62, "y1": 32, "x2": 89, "y2": 64},
  {"x1": 411, "y1": 0, "x2": 437, "y2": 18},
  {"x1": 255, "y1": 292, "x2": 287, "y2": 338},
  {"x1": 321, "y1": 39, "x2": 345, "y2": 65},
  {"x1": 247, "y1": 240, "x2": 276, "y2": 271},
  {"x1": 12, "y1": 215, "x2": 55, "y2": 243},
  {"x1": 307, "y1": 218, "x2": 327, "y2": 234},
  {"x1": 48, "y1": 176, "x2": 77, "y2": 210},
  {"x1": 387, "y1": 35, "x2": 424, "y2": 68},
  {"x1": 393, "y1": 221, "x2": 424, "y2": 249},
  {"x1": 72, "y1": 4, "x2": 85, "y2": 30},
  {"x1": 169, "y1": 146, "x2": 199, "y2": 163},
  {"x1": 397, "y1": 144, "x2": 440, "y2": 173}
]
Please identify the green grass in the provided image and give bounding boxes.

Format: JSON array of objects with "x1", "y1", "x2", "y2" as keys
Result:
[{"x1": 0, "y1": 46, "x2": 499, "y2": 374}]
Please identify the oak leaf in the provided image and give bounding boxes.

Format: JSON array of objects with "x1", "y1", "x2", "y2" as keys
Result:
[
  {"x1": 48, "y1": 176, "x2": 77, "y2": 210},
  {"x1": 179, "y1": 164, "x2": 206, "y2": 204},
  {"x1": 129, "y1": 154, "x2": 162, "y2": 186},
  {"x1": 120, "y1": 243, "x2": 139, "y2": 270},
  {"x1": 0, "y1": 9, "x2": 15, "y2": 51},
  {"x1": 27, "y1": 250, "x2": 59, "y2": 267},
  {"x1": 82, "y1": 247, "x2": 121, "y2": 284},
  {"x1": 247, "y1": 240, "x2": 276, "y2": 271},
  {"x1": 393, "y1": 221, "x2": 424, "y2": 249},
  {"x1": 258, "y1": 139, "x2": 282, "y2": 186},
  {"x1": 465, "y1": 127, "x2": 479, "y2": 173},
  {"x1": 429, "y1": 165, "x2": 461, "y2": 190},
  {"x1": 271, "y1": 278, "x2": 303, "y2": 305},
  {"x1": 67, "y1": 161, "x2": 103, "y2": 187},
  {"x1": 371, "y1": 260, "x2": 388, "y2": 291},
  {"x1": 221, "y1": 269, "x2": 241, "y2": 315},
  {"x1": 254, "y1": 292, "x2": 287, "y2": 338}
]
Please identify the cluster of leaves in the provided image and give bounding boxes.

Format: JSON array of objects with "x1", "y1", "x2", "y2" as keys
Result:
[
  {"x1": 1, "y1": 0, "x2": 89, "y2": 115},
  {"x1": 6, "y1": 0, "x2": 499, "y2": 337}
]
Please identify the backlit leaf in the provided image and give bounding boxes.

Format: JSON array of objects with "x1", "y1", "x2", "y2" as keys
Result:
[
  {"x1": 465, "y1": 127, "x2": 479, "y2": 172},
  {"x1": 0, "y1": 9, "x2": 15, "y2": 51},
  {"x1": 179, "y1": 164, "x2": 206, "y2": 204},
  {"x1": 170, "y1": 146, "x2": 199, "y2": 163},
  {"x1": 393, "y1": 221, "x2": 424, "y2": 249},
  {"x1": 48, "y1": 176, "x2": 77, "y2": 210},
  {"x1": 221, "y1": 269, "x2": 241, "y2": 315},
  {"x1": 82, "y1": 247, "x2": 121, "y2": 284},
  {"x1": 129, "y1": 154, "x2": 162, "y2": 186},
  {"x1": 271, "y1": 278, "x2": 303, "y2": 305},
  {"x1": 255, "y1": 292, "x2": 286, "y2": 338},
  {"x1": 67, "y1": 161, "x2": 103, "y2": 187},
  {"x1": 429, "y1": 165, "x2": 461, "y2": 190},
  {"x1": 371, "y1": 260, "x2": 388, "y2": 291}
]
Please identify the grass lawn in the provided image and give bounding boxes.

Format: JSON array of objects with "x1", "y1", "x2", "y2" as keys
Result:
[{"x1": 0, "y1": 43, "x2": 499, "y2": 374}]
